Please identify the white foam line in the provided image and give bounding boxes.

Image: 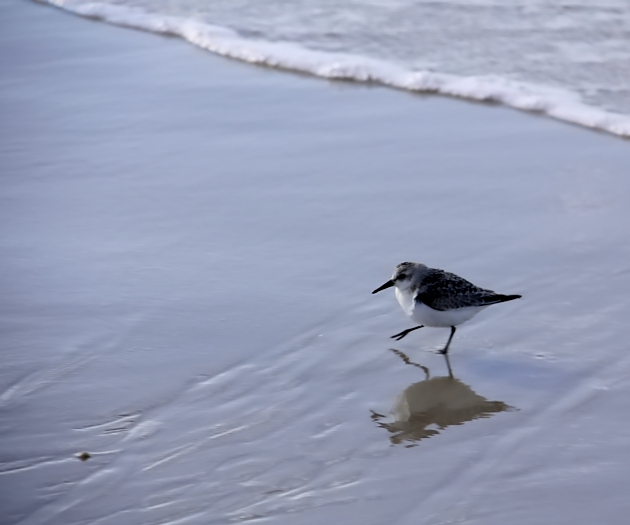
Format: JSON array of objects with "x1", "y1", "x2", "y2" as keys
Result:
[{"x1": 41, "y1": 0, "x2": 630, "y2": 138}]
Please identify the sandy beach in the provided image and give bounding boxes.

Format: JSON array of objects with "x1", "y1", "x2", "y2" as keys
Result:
[{"x1": 2, "y1": 1, "x2": 630, "y2": 524}]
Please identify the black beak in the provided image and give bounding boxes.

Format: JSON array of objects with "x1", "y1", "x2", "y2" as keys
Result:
[{"x1": 372, "y1": 280, "x2": 394, "y2": 294}]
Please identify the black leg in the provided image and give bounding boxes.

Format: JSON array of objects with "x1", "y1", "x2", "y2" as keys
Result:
[
  {"x1": 438, "y1": 326, "x2": 457, "y2": 355},
  {"x1": 390, "y1": 325, "x2": 424, "y2": 341},
  {"x1": 442, "y1": 352, "x2": 454, "y2": 378}
]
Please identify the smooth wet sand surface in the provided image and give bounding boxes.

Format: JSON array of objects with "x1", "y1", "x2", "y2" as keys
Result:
[{"x1": 2, "y1": 1, "x2": 630, "y2": 524}]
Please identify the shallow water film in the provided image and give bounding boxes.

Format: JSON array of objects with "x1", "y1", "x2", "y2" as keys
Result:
[{"x1": 2, "y1": 1, "x2": 630, "y2": 524}]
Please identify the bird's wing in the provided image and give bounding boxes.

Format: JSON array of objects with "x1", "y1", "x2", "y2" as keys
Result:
[{"x1": 414, "y1": 269, "x2": 499, "y2": 311}]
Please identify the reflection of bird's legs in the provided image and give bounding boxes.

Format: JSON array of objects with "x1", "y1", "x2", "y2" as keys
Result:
[
  {"x1": 438, "y1": 326, "x2": 457, "y2": 355},
  {"x1": 390, "y1": 349, "x2": 430, "y2": 379},
  {"x1": 443, "y1": 352, "x2": 454, "y2": 378},
  {"x1": 391, "y1": 325, "x2": 424, "y2": 341},
  {"x1": 370, "y1": 410, "x2": 386, "y2": 421}
]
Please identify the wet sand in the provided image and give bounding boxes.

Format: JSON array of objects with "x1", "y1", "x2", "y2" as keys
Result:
[{"x1": 2, "y1": 1, "x2": 630, "y2": 524}]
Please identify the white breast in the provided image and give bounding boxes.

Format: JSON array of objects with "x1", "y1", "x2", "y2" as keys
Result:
[{"x1": 395, "y1": 288, "x2": 416, "y2": 317}]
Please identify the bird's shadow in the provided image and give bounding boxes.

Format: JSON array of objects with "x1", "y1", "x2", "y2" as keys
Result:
[{"x1": 371, "y1": 349, "x2": 514, "y2": 447}]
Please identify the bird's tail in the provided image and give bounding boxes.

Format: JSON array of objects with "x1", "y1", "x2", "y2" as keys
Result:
[
  {"x1": 493, "y1": 294, "x2": 522, "y2": 303},
  {"x1": 479, "y1": 293, "x2": 522, "y2": 306}
]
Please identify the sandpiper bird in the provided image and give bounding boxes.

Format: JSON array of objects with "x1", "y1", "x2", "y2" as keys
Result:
[{"x1": 372, "y1": 262, "x2": 521, "y2": 354}]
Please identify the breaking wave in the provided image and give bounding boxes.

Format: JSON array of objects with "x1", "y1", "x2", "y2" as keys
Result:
[{"x1": 41, "y1": 0, "x2": 630, "y2": 138}]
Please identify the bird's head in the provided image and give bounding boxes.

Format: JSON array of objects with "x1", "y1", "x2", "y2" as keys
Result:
[{"x1": 372, "y1": 261, "x2": 422, "y2": 294}]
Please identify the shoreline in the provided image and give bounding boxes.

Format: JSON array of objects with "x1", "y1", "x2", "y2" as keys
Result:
[{"x1": 37, "y1": 0, "x2": 630, "y2": 140}]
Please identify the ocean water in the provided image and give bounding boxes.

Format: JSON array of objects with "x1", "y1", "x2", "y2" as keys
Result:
[{"x1": 41, "y1": 0, "x2": 630, "y2": 137}]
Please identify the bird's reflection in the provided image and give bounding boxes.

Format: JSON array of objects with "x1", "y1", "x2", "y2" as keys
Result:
[{"x1": 373, "y1": 349, "x2": 513, "y2": 446}]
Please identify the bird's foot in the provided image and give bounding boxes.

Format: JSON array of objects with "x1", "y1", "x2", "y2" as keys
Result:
[
  {"x1": 390, "y1": 331, "x2": 409, "y2": 341},
  {"x1": 390, "y1": 325, "x2": 424, "y2": 341}
]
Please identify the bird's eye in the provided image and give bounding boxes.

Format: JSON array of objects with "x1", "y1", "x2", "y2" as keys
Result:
[{"x1": 398, "y1": 274, "x2": 407, "y2": 280}]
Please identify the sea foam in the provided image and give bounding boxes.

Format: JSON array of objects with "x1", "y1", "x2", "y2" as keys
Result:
[{"x1": 42, "y1": 0, "x2": 630, "y2": 138}]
